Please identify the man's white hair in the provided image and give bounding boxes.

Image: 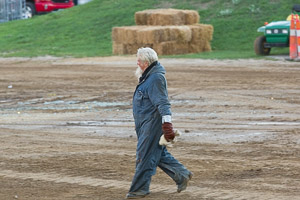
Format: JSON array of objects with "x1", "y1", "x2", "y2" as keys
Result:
[{"x1": 137, "y1": 47, "x2": 158, "y2": 65}]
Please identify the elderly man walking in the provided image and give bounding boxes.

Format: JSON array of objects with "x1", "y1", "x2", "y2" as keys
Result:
[{"x1": 126, "y1": 47, "x2": 193, "y2": 199}]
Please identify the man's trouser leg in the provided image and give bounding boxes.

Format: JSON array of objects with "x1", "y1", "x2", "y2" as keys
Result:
[
  {"x1": 128, "y1": 120, "x2": 162, "y2": 195},
  {"x1": 158, "y1": 147, "x2": 191, "y2": 185}
]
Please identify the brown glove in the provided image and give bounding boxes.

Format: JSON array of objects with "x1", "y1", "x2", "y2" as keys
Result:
[{"x1": 162, "y1": 122, "x2": 175, "y2": 142}]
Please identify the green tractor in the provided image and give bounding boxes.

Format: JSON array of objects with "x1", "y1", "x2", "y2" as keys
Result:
[{"x1": 254, "y1": 4, "x2": 300, "y2": 55}]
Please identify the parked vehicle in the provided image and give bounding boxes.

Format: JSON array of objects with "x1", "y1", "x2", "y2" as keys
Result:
[
  {"x1": 254, "y1": 4, "x2": 300, "y2": 55},
  {"x1": 25, "y1": 0, "x2": 74, "y2": 18}
]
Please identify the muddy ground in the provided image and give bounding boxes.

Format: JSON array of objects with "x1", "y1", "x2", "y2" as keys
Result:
[{"x1": 0, "y1": 56, "x2": 299, "y2": 200}]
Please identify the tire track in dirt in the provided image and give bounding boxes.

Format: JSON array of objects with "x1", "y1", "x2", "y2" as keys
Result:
[
  {"x1": 0, "y1": 170, "x2": 295, "y2": 200},
  {"x1": 0, "y1": 169, "x2": 176, "y2": 194}
]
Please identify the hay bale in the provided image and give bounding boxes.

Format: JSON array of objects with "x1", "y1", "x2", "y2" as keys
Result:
[
  {"x1": 112, "y1": 24, "x2": 214, "y2": 55},
  {"x1": 113, "y1": 26, "x2": 193, "y2": 45},
  {"x1": 136, "y1": 27, "x2": 168, "y2": 44},
  {"x1": 190, "y1": 24, "x2": 214, "y2": 42},
  {"x1": 113, "y1": 42, "x2": 139, "y2": 55},
  {"x1": 112, "y1": 42, "x2": 127, "y2": 55},
  {"x1": 135, "y1": 11, "x2": 148, "y2": 26},
  {"x1": 137, "y1": 26, "x2": 192, "y2": 44},
  {"x1": 112, "y1": 26, "x2": 140, "y2": 44},
  {"x1": 185, "y1": 11, "x2": 200, "y2": 25},
  {"x1": 154, "y1": 41, "x2": 190, "y2": 55},
  {"x1": 189, "y1": 24, "x2": 213, "y2": 52},
  {"x1": 123, "y1": 43, "x2": 141, "y2": 54},
  {"x1": 168, "y1": 26, "x2": 192, "y2": 43},
  {"x1": 135, "y1": 9, "x2": 199, "y2": 26},
  {"x1": 113, "y1": 42, "x2": 154, "y2": 55}
]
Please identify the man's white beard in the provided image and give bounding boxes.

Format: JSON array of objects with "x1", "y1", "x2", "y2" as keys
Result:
[{"x1": 135, "y1": 67, "x2": 143, "y2": 80}]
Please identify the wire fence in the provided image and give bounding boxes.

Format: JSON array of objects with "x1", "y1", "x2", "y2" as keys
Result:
[{"x1": 0, "y1": 0, "x2": 25, "y2": 23}]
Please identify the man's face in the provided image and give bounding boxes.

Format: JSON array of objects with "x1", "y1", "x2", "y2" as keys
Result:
[
  {"x1": 135, "y1": 59, "x2": 147, "y2": 80},
  {"x1": 137, "y1": 59, "x2": 148, "y2": 72}
]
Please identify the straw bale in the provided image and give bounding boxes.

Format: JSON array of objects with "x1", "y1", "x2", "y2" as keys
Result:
[
  {"x1": 112, "y1": 26, "x2": 141, "y2": 44},
  {"x1": 113, "y1": 26, "x2": 193, "y2": 45},
  {"x1": 113, "y1": 41, "x2": 134, "y2": 55},
  {"x1": 112, "y1": 42, "x2": 137, "y2": 55},
  {"x1": 112, "y1": 27, "x2": 124, "y2": 43},
  {"x1": 135, "y1": 12, "x2": 147, "y2": 26},
  {"x1": 168, "y1": 26, "x2": 192, "y2": 43},
  {"x1": 112, "y1": 23, "x2": 213, "y2": 55},
  {"x1": 154, "y1": 42, "x2": 190, "y2": 55},
  {"x1": 185, "y1": 11, "x2": 200, "y2": 25},
  {"x1": 113, "y1": 42, "x2": 154, "y2": 55},
  {"x1": 136, "y1": 27, "x2": 169, "y2": 44},
  {"x1": 135, "y1": 9, "x2": 199, "y2": 26},
  {"x1": 190, "y1": 24, "x2": 214, "y2": 42},
  {"x1": 188, "y1": 40, "x2": 212, "y2": 53},
  {"x1": 202, "y1": 40, "x2": 212, "y2": 51},
  {"x1": 123, "y1": 44, "x2": 140, "y2": 54},
  {"x1": 136, "y1": 26, "x2": 192, "y2": 43},
  {"x1": 113, "y1": 39, "x2": 212, "y2": 55},
  {"x1": 113, "y1": 42, "x2": 125, "y2": 55}
]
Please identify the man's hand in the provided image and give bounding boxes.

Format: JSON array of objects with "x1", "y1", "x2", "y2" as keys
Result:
[{"x1": 162, "y1": 122, "x2": 175, "y2": 142}]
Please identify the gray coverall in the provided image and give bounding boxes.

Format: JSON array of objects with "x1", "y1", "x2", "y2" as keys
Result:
[{"x1": 128, "y1": 61, "x2": 191, "y2": 196}]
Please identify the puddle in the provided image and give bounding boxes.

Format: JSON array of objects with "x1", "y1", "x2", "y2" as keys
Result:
[
  {"x1": 44, "y1": 100, "x2": 69, "y2": 105},
  {"x1": 170, "y1": 99, "x2": 203, "y2": 105},
  {"x1": 248, "y1": 121, "x2": 300, "y2": 126},
  {"x1": 0, "y1": 100, "x2": 13, "y2": 103},
  {"x1": 88, "y1": 101, "x2": 130, "y2": 107},
  {"x1": 182, "y1": 131, "x2": 272, "y2": 144},
  {"x1": 190, "y1": 132, "x2": 263, "y2": 137},
  {"x1": 66, "y1": 120, "x2": 133, "y2": 126},
  {"x1": 1, "y1": 100, "x2": 131, "y2": 111}
]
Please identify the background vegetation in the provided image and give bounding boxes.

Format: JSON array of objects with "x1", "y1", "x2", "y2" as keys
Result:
[{"x1": 0, "y1": 0, "x2": 295, "y2": 58}]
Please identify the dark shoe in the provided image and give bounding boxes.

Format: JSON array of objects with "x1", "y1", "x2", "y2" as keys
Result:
[
  {"x1": 177, "y1": 172, "x2": 193, "y2": 193},
  {"x1": 125, "y1": 192, "x2": 149, "y2": 199}
]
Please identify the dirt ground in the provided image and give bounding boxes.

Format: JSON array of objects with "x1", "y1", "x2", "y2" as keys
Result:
[{"x1": 0, "y1": 56, "x2": 299, "y2": 200}]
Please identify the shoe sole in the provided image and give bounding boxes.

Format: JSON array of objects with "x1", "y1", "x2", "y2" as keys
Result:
[
  {"x1": 126, "y1": 196, "x2": 146, "y2": 199},
  {"x1": 126, "y1": 193, "x2": 149, "y2": 199}
]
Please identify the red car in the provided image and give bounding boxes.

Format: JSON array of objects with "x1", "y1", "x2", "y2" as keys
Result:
[{"x1": 25, "y1": 0, "x2": 74, "y2": 18}]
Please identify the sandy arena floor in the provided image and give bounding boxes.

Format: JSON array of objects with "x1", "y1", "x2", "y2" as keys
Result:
[{"x1": 0, "y1": 56, "x2": 299, "y2": 200}]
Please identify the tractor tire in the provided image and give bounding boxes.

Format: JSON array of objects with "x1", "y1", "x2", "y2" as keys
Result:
[
  {"x1": 25, "y1": 2, "x2": 36, "y2": 18},
  {"x1": 254, "y1": 35, "x2": 271, "y2": 56}
]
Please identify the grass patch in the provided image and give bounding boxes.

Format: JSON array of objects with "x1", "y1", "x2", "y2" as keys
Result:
[
  {"x1": 163, "y1": 50, "x2": 258, "y2": 59},
  {"x1": 0, "y1": 0, "x2": 296, "y2": 58}
]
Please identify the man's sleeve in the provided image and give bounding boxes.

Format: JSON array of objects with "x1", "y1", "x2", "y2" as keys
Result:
[{"x1": 148, "y1": 74, "x2": 172, "y2": 117}]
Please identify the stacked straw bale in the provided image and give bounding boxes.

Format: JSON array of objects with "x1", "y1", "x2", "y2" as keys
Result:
[
  {"x1": 112, "y1": 9, "x2": 213, "y2": 55},
  {"x1": 135, "y1": 9, "x2": 200, "y2": 26}
]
